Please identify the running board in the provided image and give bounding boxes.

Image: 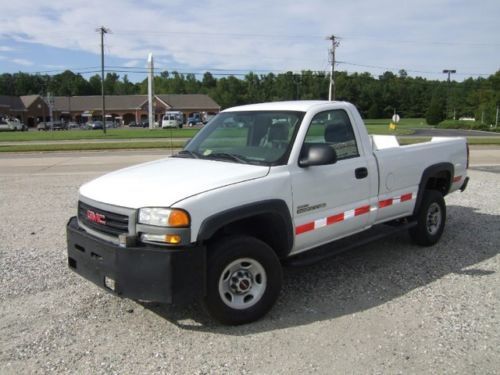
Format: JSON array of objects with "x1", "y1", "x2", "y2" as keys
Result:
[{"x1": 285, "y1": 221, "x2": 417, "y2": 267}]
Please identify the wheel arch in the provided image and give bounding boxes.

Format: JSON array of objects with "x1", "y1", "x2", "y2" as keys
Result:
[
  {"x1": 413, "y1": 162, "x2": 453, "y2": 216},
  {"x1": 197, "y1": 200, "x2": 294, "y2": 259}
]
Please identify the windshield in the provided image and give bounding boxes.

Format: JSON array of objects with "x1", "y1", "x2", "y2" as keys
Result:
[{"x1": 181, "y1": 111, "x2": 304, "y2": 165}]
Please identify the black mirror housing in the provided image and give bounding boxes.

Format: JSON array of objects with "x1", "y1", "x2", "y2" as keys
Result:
[{"x1": 299, "y1": 144, "x2": 337, "y2": 167}]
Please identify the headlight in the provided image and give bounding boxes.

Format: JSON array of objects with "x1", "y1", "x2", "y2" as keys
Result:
[{"x1": 138, "y1": 208, "x2": 190, "y2": 227}]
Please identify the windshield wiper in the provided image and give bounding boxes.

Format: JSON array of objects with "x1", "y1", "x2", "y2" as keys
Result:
[
  {"x1": 205, "y1": 152, "x2": 248, "y2": 164},
  {"x1": 174, "y1": 150, "x2": 200, "y2": 159}
]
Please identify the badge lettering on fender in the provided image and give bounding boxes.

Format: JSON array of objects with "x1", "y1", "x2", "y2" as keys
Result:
[{"x1": 297, "y1": 203, "x2": 326, "y2": 214}]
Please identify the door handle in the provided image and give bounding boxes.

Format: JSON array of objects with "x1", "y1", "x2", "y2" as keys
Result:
[{"x1": 355, "y1": 167, "x2": 368, "y2": 179}]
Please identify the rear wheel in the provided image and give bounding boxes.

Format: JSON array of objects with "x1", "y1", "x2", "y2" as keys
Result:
[
  {"x1": 409, "y1": 190, "x2": 446, "y2": 246},
  {"x1": 204, "y1": 236, "x2": 282, "y2": 325}
]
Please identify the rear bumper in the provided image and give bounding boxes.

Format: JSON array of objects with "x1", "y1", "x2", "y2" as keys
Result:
[{"x1": 66, "y1": 217, "x2": 206, "y2": 303}]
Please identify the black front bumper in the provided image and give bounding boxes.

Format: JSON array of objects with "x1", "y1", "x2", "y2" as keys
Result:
[{"x1": 66, "y1": 217, "x2": 206, "y2": 304}]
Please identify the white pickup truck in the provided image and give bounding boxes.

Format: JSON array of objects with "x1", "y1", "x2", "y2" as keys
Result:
[{"x1": 67, "y1": 101, "x2": 469, "y2": 324}]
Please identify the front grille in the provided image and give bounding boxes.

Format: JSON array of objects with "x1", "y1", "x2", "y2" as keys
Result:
[{"x1": 78, "y1": 201, "x2": 129, "y2": 237}]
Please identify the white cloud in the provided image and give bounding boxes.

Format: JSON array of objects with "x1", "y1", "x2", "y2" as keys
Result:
[
  {"x1": 0, "y1": 46, "x2": 14, "y2": 52},
  {"x1": 12, "y1": 58, "x2": 34, "y2": 66},
  {"x1": 0, "y1": 0, "x2": 498, "y2": 78},
  {"x1": 123, "y1": 60, "x2": 140, "y2": 68}
]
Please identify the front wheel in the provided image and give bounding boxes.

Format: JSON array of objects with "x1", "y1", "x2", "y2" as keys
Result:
[
  {"x1": 409, "y1": 190, "x2": 446, "y2": 246},
  {"x1": 204, "y1": 236, "x2": 282, "y2": 325}
]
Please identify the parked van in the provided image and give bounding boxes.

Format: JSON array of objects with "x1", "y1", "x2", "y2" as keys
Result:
[{"x1": 162, "y1": 111, "x2": 183, "y2": 128}]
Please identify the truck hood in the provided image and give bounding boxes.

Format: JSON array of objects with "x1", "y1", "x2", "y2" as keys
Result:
[{"x1": 79, "y1": 157, "x2": 270, "y2": 209}]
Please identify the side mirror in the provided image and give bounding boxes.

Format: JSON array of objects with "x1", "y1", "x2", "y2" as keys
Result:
[{"x1": 299, "y1": 144, "x2": 337, "y2": 167}]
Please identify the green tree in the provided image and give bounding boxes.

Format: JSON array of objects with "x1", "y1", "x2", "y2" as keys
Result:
[
  {"x1": 202, "y1": 72, "x2": 216, "y2": 89},
  {"x1": 426, "y1": 90, "x2": 446, "y2": 125},
  {"x1": 88, "y1": 75, "x2": 102, "y2": 95}
]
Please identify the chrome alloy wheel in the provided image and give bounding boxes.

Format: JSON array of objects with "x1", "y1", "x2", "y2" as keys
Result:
[
  {"x1": 218, "y1": 258, "x2": 267, "y2": 310},
  {"x1": 426, "y1": 202, "x2": 442, "y2": 235}
]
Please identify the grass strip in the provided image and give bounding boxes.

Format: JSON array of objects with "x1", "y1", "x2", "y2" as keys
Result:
[
  {"x1": 0, "y1": 141, "x2": 185, "y2": 153},
  {"x1": 0, "y1": 128, "x2": 199, "y2": 142}
]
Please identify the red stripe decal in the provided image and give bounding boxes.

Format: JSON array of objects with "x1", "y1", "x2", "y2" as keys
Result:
[
  {"x1": 401, "y1": 193, "x2": 413, "y2": 202},
  {"x1": 379, "y1": 199, "x2": 393, "y2": 208},
  {"x1": 296, "y1": 192, "x2": 414, "y2": 235},
  {"x1": 453, "y1": 176, "x2": 462, "y2": 183},
  {"x1": 355, "y1": 205, "x2": 370, "y2": 216},
  {"x1": 327, "y1": 213, "x2": 344, "y2": 225},
  {"x1": 295, "y1": 222, "x2": 315, "y2": 235}
]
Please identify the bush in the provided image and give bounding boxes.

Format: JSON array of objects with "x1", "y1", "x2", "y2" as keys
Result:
[
  {"x1": 437, "y1": 120, "x2": 499, "y2": 132},
  {"x1": 425, "y1": 95, "x2": 445, "y2": 125}
]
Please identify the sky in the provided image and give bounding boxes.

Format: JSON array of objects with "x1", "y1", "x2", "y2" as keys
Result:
[{"x1": 0, "y1": 0, "x2": 499, "y2": 82}]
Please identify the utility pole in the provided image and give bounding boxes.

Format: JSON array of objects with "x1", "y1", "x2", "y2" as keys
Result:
[
  {"x1": 327, "y1": 35, "x2": 340, "y2": 101},
  {"x1": 147, "y1": 53, "x2": 155, "y2": 130},
  {"x1": 97, "y1": 26, "x2": 110, "y2": 134},
  {"x1": 442, "y1": 69, "x2": 456, "y2": 119},
  {"x1": 47, "y1": 92, "x2": 54, "y2": 130}
]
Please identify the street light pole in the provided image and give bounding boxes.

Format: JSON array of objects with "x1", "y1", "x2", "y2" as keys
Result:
[
  {"x1": 97, "y1": 26, "x2": 110, "y2": 134},
  {"x1": 443, "y1": 69, "x2": 456, "y2": 119}
]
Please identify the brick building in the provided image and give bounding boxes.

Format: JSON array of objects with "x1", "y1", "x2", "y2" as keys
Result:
[{"x1": 1, "y1": 94, "x2": 220, "y2": 127}]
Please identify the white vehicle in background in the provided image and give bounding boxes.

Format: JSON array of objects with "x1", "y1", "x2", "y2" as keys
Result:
[
  {"x1": 162, "y1": 111, "x2": 184, "y2": 128},
  {"x1": 0, "y1": 117, "x2": 27, "y2": 131}
]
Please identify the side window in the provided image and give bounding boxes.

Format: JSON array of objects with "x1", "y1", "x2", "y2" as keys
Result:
[{"x1": 303, "y1": 109, "x2": 359, "y2": 160}]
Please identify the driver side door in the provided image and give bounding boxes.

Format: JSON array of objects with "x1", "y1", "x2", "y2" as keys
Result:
[{"x1": 290, "y1": 109, "x2": 374, "y2": 254}]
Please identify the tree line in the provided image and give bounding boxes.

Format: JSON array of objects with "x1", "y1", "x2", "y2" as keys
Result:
[{"x1": 1, "y1": 69, "x2": 498, "y2": 124}]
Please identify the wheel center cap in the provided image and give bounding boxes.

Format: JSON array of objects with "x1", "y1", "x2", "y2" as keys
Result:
[{"x1": 230, "y1": 270, "x2": 253, "y2": 294}]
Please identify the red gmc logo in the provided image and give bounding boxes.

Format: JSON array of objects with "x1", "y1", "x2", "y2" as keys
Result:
[{"x1": 86, "y1": 210, "x2": 106, "y2": 225}]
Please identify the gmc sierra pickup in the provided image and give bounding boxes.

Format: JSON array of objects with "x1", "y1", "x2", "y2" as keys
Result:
[{"x1": 67, "y1": 100, "x2": 469, "y2": 324}]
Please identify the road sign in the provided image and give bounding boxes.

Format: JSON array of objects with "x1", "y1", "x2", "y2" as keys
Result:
[{"x1": 392, "y1": 114, "x2": 400, "y2": 123}]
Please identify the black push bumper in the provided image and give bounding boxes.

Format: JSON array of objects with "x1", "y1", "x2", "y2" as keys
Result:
[{"x1": 66, "y1": 217, "x2": 206, "y2": 304}]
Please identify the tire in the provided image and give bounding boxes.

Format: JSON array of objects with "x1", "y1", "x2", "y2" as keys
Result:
[
  {"x1": 204, "y1": 236, "x2": 282, "y2": 325},
  {"x1": 409, "y1": 190, "x2": 446, "y2": 246}
]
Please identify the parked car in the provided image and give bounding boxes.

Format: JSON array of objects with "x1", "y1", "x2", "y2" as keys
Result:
[
  {"x1": 105, "y1": 121, "x2": 119, "y2": 129},
  {"x1": 67, "y1": 100, "x2": 469, "y2": 325},
  {"x1": 187, "y1": 113, "x2": 203, "y2": 126},
  {"x1": 67, "y1": 122, "x2": 80, "y2": 130},
  {"x1": 0, "y1": 118, "x2": 27, "y2": 131},
  {"x1": 162, "y1": 111, "x2": 183, "y2": 129},
  {"x1": 52, "y1": 121, "x2": 68, "y2": 130},
  {"x1": 87, "y1": 121, "x2": 104, "y2": 130},
  {"x1": 37, "y1": 122, "x2": 50, "y2": 131}
]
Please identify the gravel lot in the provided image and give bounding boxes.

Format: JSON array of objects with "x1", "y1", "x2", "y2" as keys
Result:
[{"x1": 0, "y1": 150, "x2": 499, "y2": 374}]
